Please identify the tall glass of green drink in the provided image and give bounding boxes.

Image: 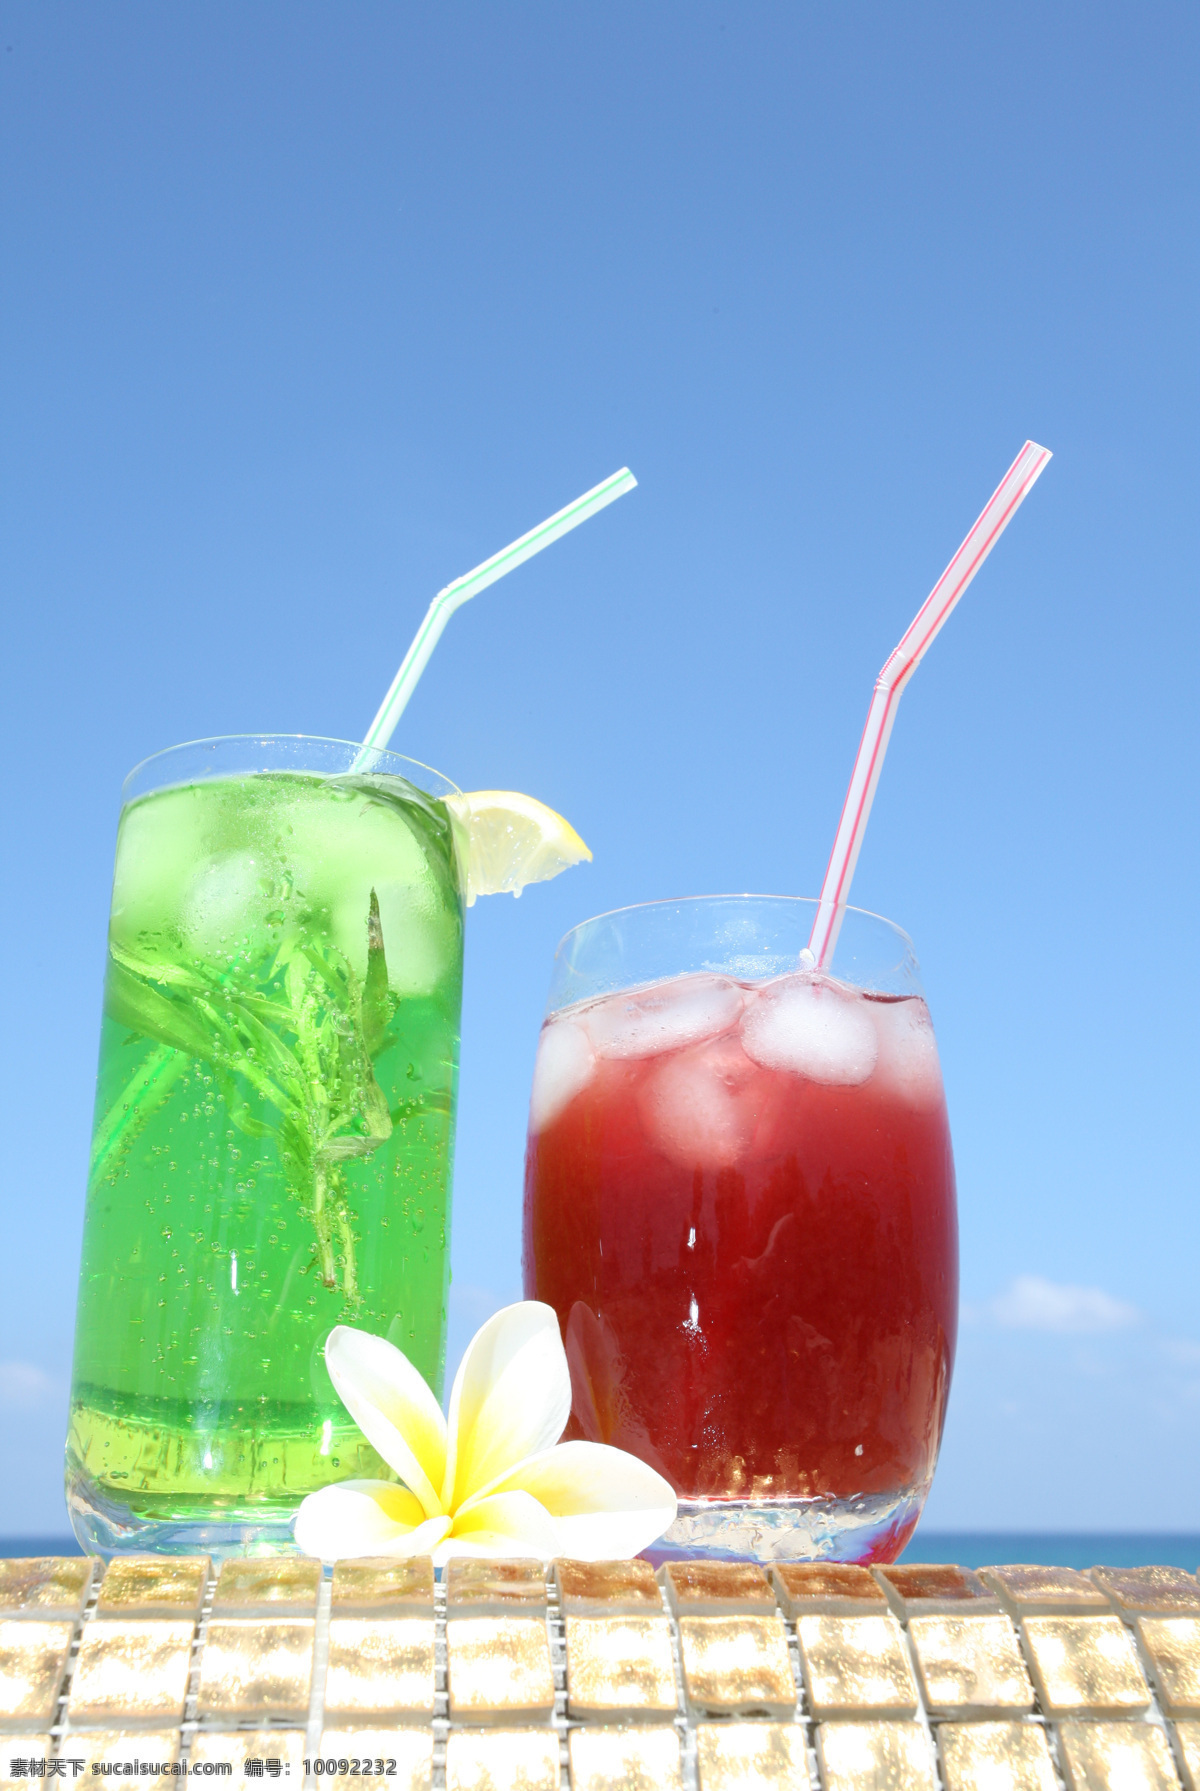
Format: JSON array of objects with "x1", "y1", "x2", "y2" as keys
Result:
[{"x1": 68, "y1": 736, "x2": 465, "y2": 1556}]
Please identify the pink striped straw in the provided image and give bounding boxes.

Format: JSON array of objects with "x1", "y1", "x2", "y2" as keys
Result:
[{"x1": 808, "y1": 440, "x2": 1052, "y2": 968}]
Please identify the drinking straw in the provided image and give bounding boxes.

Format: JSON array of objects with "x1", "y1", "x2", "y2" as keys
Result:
[
  {"x1": 357, "y1": 467, "x2": 637, "y2": 760},
  {"x1": 807, "y1": 440, "x2": 1052, "y2": 968}
]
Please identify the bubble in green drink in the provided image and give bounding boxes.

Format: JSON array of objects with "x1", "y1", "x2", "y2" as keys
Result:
[{"x1": 67, "y1": 740, "x2": 464, "y2": 1554}]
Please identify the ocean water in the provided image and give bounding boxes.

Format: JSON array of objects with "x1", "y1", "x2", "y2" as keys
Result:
[
  {"x1": 4, "y1": 1532, "x2": 1198, "y2": 1568},
  {"x1": 903, "y1": 1532, "x2": 1200, "y2": 1571}
]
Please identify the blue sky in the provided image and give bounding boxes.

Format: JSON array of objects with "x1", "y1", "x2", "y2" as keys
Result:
[{"x1": 1, "y1": 3, "x2": 1196, "y2": 1535}]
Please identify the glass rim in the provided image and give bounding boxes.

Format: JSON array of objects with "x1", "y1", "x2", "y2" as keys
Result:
[
  {"x1": 121, "y1": 733, "x2": 461, "y2": 803},
  {"x1": 553, "y1": 892, "x2": 917, "y2": 962}
]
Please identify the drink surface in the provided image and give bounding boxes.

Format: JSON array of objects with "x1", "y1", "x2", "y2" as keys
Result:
[
  {"x1": 69, "y1": 770, "x2": 464, "y2": 1533},
  {"x1": 523, "y1": 970, "x2": 957, "y2": 1524}
]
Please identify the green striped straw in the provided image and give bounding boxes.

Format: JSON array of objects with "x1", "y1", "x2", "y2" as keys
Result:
[{"x1": 356, "y1": 467, "x2": 637, "y2": 762}]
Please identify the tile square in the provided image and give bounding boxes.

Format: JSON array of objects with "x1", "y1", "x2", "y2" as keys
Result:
[
  {"x1": 877, "y1": 1565, "x2": 999, "y2": 1617},
  {"x1": 568, "y1": 1724, "x2": 684, "y2": 1791},
  {"x1": 1096, "y1": 1569, "x2": 1200, "y2": 1618},
  {"x1": 0, "y1": 1621, "x2": 75, "y2": 1729},
  {"x1": 323, "y1": 1617, "x2": 435, "y2": 1720},
  {"x1": 445, "y1": 1558, "x2": 547, "y2": 1615},
  {"x1": 0, "y1": 1738, "x2": 52, "y2": 1788},
  {"x1": 95, "y1": 1556, "x2": 210, "y2": 1620},
  {"x1": 907, "y1": 1614, "x2": 1034, "y2": 1717},
  {"x1": 1056, "y1": 1720, "x2": 1179, "y2": 1791},
  {"x1": 816, "y1": 1721, "x2": 937, "y2": 1791},
  {"x1": 445, "y1": 1616, "x2": 555, "y2": 1723},
  {"x1": 188, "y1": 1728, "x2": 306, "y2": 1791},
  {"x1": 795, "y1": 1614, "x2": 919, "y2": 1719},
  {"x1": 59, "y1": 1729, "x2": 181, "y2": 1775},
  {"x1": 564, "y1": 1615, "x2": 677, "y2": 1720},
  {"x1": 330, "y1": 1557, "x2": 435, "y2": 1614},
  {"x1": 695, "y1": 1722, "x2": 808, "y2": 1790},
  {"x1": 937, "y1": 1722, "x2": 1057, "y2": 1791},
  {"x1": 1173, "y1": 1720, "x2": 1200, "y2": 1791},
  {"x1": 1021, "y1": 1615, "x2": 1150, "y2": 1716},
  {"x1": 772, "y1": 1563, "x2": 888, "y2": 1618},
  {"x1": 554, "y1": 1558, "x2": 662, "y2": 1616},
  {"x1": 678, "y1": 1614, "x2": 795, "y2": 1718},
  {"x1": 195, "y1": 1619, "x2": 315, "y2": 1720},
  {"x1": 444, "y1": 1727, "x2": 559, "y2": 1791},
  {"x1": 67, "y1": 1619, "x2": 195, "y2": 1727},
  {"x1": 661, "y1": 1562, "x2": 775, "y2": 1616},
  {"x1": 1137, "y1": 1617, "x2": 1200, "y2": 1718},
  {"x1": 0, "y1": 1559, "x2": 96, "y2": 1619},
  {"x1": 982, "y1": 1566, "x2": 1110, "y2": 1616},
  {"x1": 318, "y1": 1729, "x2": 434, "y2": 1791},
  {"x1": 211, "y1": 1557, "x2": 321, "y2": 1616}
]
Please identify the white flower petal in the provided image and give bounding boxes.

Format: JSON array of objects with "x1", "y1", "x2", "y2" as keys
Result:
[
  {"x1": 325, "y1": 1326, "x2": 447, "y2": 1517},
  {"x1": 439, "y1": 1490, "x2": 561, "y2": 1562},
  {"x1": 474, "y1": 1440, "x2": 678, "y2": 1561},
  {"x1": 293, "y1": 1478, "x2": 450, "y2": 1561},
  {"x1": 442, "y1": 1302, "x2": 571, "y2": 1512}
]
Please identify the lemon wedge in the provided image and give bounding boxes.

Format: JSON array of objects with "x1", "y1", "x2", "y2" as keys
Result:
[{"x1": 445, "y1": 791, "x2": 593, "y2": 907}]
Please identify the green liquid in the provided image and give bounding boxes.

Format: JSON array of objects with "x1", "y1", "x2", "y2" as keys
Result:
[{"x1": 68, "y1": 769, "x2": 464, "y2": 1534}]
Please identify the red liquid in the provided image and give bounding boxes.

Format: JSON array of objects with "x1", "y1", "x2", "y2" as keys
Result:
[{"x1": 523, "y1": 973, "x2": 957, "y2": 1519}]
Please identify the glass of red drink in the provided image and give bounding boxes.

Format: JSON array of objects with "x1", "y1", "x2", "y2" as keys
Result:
[{"x1": 522, "y1": 896, "x2": 957, "y2": 1563}]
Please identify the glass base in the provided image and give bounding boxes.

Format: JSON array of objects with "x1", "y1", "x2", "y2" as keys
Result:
[
  {"x1": 67, "y1": 1470, "x2": 302, "y2": 1560},
  {"x1": 644, "y1": 1486, "x2": 927, "y2": 1565}
]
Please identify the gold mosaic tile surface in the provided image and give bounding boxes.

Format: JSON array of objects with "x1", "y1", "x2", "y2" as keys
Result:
[
  {"x1": 95, "y1": 1556, "x2": 208, "y2": 1620},
  {"x1": 212, "y1": 1556, "x2": 322, "y2": 1616},
  {"x1": 1021, "y1": 1613, "x2": 1151, "y2": 1716},
  {"x1": 189, "y1": 1727, "x2": 307, "y2": 1790},
  {"x1": 3, "y1": 1552, "x2": 1199, "y2": 1789},
  {"x1": 878, "y1": 1564, "x2": 999, "y2": 1618},
  {"x1": 1093, "y1": 1567, "x2": 1200, "y2": 1618},
  {"x1": 331, "y1": 1558, "x2": 436, "y2": 1614},
  {"x1": 937, "y1": 1720, "x2": 1058, "y2": 1791},
  {"x1": 319, "y1": 1728, "x2": 434, "y2": 1791},
  {"x1": 444, "y1": 1615, "x2": 556, "y2": 1723},
  {"x1": 1136, "y1": 1617, "x2": 1200, "y2": 1718},
  {"x1": 444, "y1": 1726, "x2": 560, "y2": 1791},
  {"x1": 694, "y1": 1721, "x2": 807, "y2": 1789},
  {"x1": 324, "y1": 1616, "x2": 436, "y2": 1720},
  {"x1": 772, "y1": 1562, "x2": 888, "y2": 1617},
  {"x1": 194, "y1": 1618, "x2": 315, "y2": 1720},
  {"x1": 445, "y1": 1558, "x2": 546, "y2": 1615},
  {"x1": 0, "y1": 1620, "x2": 75, "y2": 1729},
  {"x1": 1057, "y1": 1719, "x2": 1180, "y2": 1791},
  {"x1": 563, "y1": 1616, "x2": 677, "y2": 1720},
  {"x1": 796, "y1": 1613, "x2": 919, "y2": 1718},
  {"x1": 568, "y1": 1723, "x2": 683, "y2": 1791},
  {"x1": 1174, "y1": 1719, "x2": 1200, "y2": 1791},
  {"x1": 661, "y1": 1562, "x2": 775, "y2": 1616},
  {"x1": 555, "y1": 1559, "x2": 661, "y2": 1616},
  {"x1": 678, "y1": 1614, "x2": 795, "y2": 1718},
  {"x1": 907, "y1": 1613, "x2": 1034, "y2": 1717},
  {"x1": 67, "y1": 1617, "x2": 195, "y2": 1726},
  {"x1": 0, "y1": 1560, "x2": 95, "y2": 1619},
  {"x1": 983, "y1": 1563, "x2": 1112, "y2": 1616},
  {"x1": 816, "y1": 1719, "x2": 937, "y2": 1791}
]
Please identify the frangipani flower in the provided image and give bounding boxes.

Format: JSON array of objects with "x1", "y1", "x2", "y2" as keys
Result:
[{"x1": 294, "y1": 1301, "x2": 677, "y2": 1563}]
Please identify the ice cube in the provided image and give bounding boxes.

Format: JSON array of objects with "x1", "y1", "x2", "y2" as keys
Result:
[
  {"x1": 639, "y1": 1041, "x2": 757, "y2": 1169},
  {"x1": 180, "y1": 848, "x2": 279, "y2": 953},
  {"x1": 870, "y1": 996, "x2": 944, "y2": 1107},
  {"x1": 740, "y1": 973, "x2": 878, "y2": 1085},
  {"x1": 529, "y1": 1019, "x2": 595, "y2": 1132},
  {"x1": 582, "y1": 974, "x2": 744, "y2": 1060}
]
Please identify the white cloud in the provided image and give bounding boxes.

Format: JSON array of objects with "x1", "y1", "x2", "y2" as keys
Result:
[
  {"x1": 986, "y1": 1275, "x2": 1139, "y2": 1335},
  {"x1": 0, "y1": 1361, "x2": 59, "y2": 1408}
]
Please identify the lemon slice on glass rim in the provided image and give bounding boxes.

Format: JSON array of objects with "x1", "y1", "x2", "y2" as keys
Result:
[{"x1": 445, "y1": 790, "x2": 592, "y2": 907}]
